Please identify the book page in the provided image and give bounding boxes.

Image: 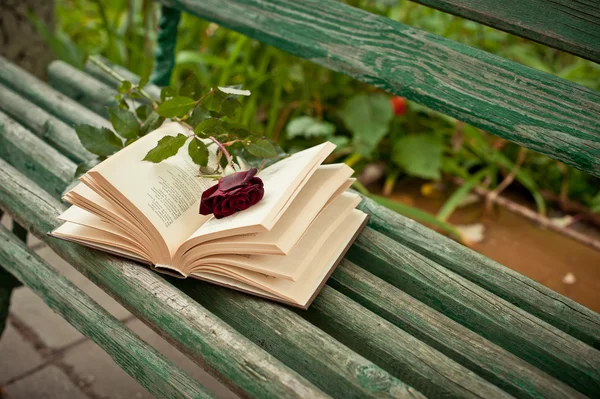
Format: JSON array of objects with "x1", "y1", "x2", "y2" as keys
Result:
[
  {"x1": 185, "y1": 142, "x2": 336, "y2": 244},
  {"x1": 87, "y1": 123, "x2": 215, "y2": 255}
]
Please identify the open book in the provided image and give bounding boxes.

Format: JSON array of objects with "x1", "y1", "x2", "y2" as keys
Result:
[{"x1": 52, "y1": 123, "x2": 368, "y2": 308}]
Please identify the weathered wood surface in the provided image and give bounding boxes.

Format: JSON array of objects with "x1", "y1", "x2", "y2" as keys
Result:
[
  {"x1": 180, "y1": 281, "x2": 502, "y2": 398},
  {"x1": 0, "y1": 159, "x2": 332, "y2": 399},
  {"x1": 0, "y1": 84, "x2": 93, "y2": 163},
  {"x1": 5, "y1": 60, "x2": 600, "y2": 397},
  {"x1": 0, "y1": 111, "x2": 74, "y2": 198},
  {"x1": 84, "y1": 56, "x2": 162, "y2": 99},
  {"x1": 357, "y1": 197, "x2": 600, "y2": 349},
  {"x1": 158, "y1": 0, "x2": 600, "y2": 177},
  {"x1": 0, "y1": 226, "x2": 216, "y2": 399},
  {"x1": 408, "y1": 0, "x2": 600, "y2": 64},
  {"x1": 48, "y1": 60, "x2": 116, "y2": 117},
  {"x1": 347, "y1": 228, "x2": 600, "y2": 397},
  {"x1": 0, "y1": 56, "x2": 109, "y2": 129},
  {"x1": 2, "y1": 67, "x2": 551, "y2": 399},
  {"x1": 328, "y1": 260, "x2": 584, "y2": 399},
  {"x1": 0, "y1": 109, "x2": 428, "y2": 399}
]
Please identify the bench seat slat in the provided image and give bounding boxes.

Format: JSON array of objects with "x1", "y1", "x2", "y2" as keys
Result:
[
  {"x1": 63, "y1": 61, "x2": 600, "y2": 352},
  {"x1": 0, "y1": 226, "x2": 216, "y2": 399},
  {"x1": 0, "y1": 111, "x2": 74, "y2": 198},
  {"x1": 0, "y1": 158, "x2": 333, "y2": 399},
  {"x1": 182, "y1": 281, "x2": 507, "y2": 399},
  {"x1": 0, "y1": 76, "x2": 523, "y2": 399},
  {"x1": 0, "y1": 86, "x2": 93, "y2": 163},
  {"x1": 0, "y1": 56, "x2": 109, "y2": 129},
  {"x1": 160, "y1": 0, "x2": 600, "y2": 177},
  {"x1": 47, "y1": 61, "x2": 117, "y2": 118},
  {"x1": 347, "y1": 228, "x2": 600, "y2": 397},
  {"x1": 357, "y1": 197, "x2": 600, "y2": 348},
  {"x1": 329, "y1": 260, "x2": 584, "y2": 399},
  {"x1": 0, "y1": 118, "x2": 421, "y2": 398},
  {"x1": 408, "y1": 0, "x2": 600, "y2": 64}
]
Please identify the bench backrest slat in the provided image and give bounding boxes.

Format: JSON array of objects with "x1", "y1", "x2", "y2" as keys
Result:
[
  {"x1": 409, "y1": 0, "x2": 600, "y2": 64},
  {"x1": 158, "y1": 0, "x2": 600, "y2": 178}
]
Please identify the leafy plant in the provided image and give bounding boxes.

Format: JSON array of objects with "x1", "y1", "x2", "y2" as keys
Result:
[{"x1": 72, "y1": 57, "x2": 281, "y2": 180}]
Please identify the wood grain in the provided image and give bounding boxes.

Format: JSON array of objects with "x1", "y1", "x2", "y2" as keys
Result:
[
  {"x1": 356, "y1": 195, "x2": 600, "y2": 349},
  {"x1": 0, "y1": 158, "x2": 330, "y2": 399},
  {"x1": 0, "y1": 86, "x2": 93, "y2": 163},
  {"x1": 59, "y1": 64, "x2": 600, "y2": 352},
  {"x1": 0, "y1": 118, "x2": 420, "y2": 398},
  {"x1": 0, "y1": 56, "x2": 109, "y2": 129},
  {"x1": 0, "y1": 111, "x2": 74, "y2": 197},
  {"x1": 330, "y1": 260, "x2": 585, "y2": 399},
  {"x1": 408, "y1": 0, "x2": 600, "y2": 63},
  {"x1": 159, "y1": 0, "x2": 600, "y2": 177},
  {"x1": 84, "y1": 56, "x2": 162, "y2": 100},
  {"x1": 0, "y1": 226, "x2": 216, "y2": 399},
  {"x1": 346, "y1": 227, "x2": 600, "y2": 397},
  {"x1": 6, "y1": 69, "x2": 519, "y2": 398},
  {"x1": 48, "y1": 60, "x2": 116, "y2": 117}
]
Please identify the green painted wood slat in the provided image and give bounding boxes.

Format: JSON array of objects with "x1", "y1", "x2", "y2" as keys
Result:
[
  {"x1": 157, "y1": 0, "x2": 600, "y2": 177},
  {"x1": 0, "y1": 56, "x2": 109, "y2": 129},
  {"x1": 327, "y1": 260, "x2": 584, "y2": 399},
  {"x1": 2, "y1": 57, "x2": 596, "y2": 398},
  {"x1": 356, "y1": 197, "x2": 600, "y2": 349},
  {"x1": 0, "y1": 158, "x2": 332, "y2": 399},
  {"x1": 0, "y1": 226, "x2": 216, "y2": 399},
  {"x1": 0, "y1": 85, "x2": 588, "y2": 399},
  {"x1": 0, "y1": 67, "x2": 557, "y2": 398},
  {"x1": 407, "y1": 0, "x2": 600, "y2": 64},
  {"x1": 0, "y1": 120, "x2": 421, "y2": 398},
  {"x1": 346, "y1": 228, "x2": 600, "y2": 397},
  {"x1": 73, "y1": 58, "x2": 600, "y2": 352},
  {"x1": 47, "y1": 61, "x2": 116, "y2": 117},
  {"x1": 0, "y1": 110, "x2": 509, "y2": 399},
  {"x1": 43, "y1": 54, "x2": 600, "y2": 355},
  {"x1": 0, "y1": 85, "x2": 93, "y2": 163}
]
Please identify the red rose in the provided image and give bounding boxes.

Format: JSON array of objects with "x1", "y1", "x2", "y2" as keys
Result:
[{"x1": 199, "y1": 168, "x2": 264, "y2": 219}]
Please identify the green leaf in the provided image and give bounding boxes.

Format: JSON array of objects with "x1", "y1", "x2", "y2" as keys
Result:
[
  {"x1": 220, "y1": 97, "x2": 241, "y2": 117},
  {"x1": 160, "y1": 86, "x2": 178, "y2": 102},
  {"x1": 74, "y1": 157, "x2": 104, "y2": 179},
  {"x1": 194, "y1": 118, "x2": 222, "y2": 135},
  {"x1": 437, "y1": 168, "x2": 489, "y2": 222},
  {"x1": 118, "y1": 81, "x2": 132, "y2": 94},
  {"x1": 138, "y1": 74, "x2": 149, "y2": 89},
  {"x1": 75, "y1": 124, "x2": 123, "y2": 156},
  {"x1": 243, "y1": 138, "x2": 278, "y2": 158},
  {"x1": 286, "y1": 116, "x2": 335, "y2": 138},
  {"x1": 329, "y1": 135, "x2": 350, "y2": 148},
  {"x1": 188, "y1": 138, "x2": 209, "y2": 166},
  {"x1": 143, "y1": 134, "x2": 188, "y2": 163},
  {"x1": 179, "y1": 74, "x2": 203, "y2": 100},
  {"x1": 136, "y1": 104, "x2": 152, "y2": 121},
  {"x1": 108, "y1": 106, "x2": 140, "y2": 139},
  {"x1": 155, "y1": 96, "x2": 196, "y2": 118},
  {"x1": 339, "y1": 93, "x2": 393, "y2": 157},
  {"x1": 392, "y1": 135, "x2": 444, "y2": 180},
  {"x1": 200, "y1": 89, "x2": 227, "y2": 113},
  {"x1": 188, "y1": 105, "x2": 211, "y2": 126},
  {"x1": 140, "y1": 112, "x2": 164, "y2": 136}
]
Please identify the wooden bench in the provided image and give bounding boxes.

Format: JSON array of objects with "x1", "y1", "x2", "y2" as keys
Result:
[{"x1": 1, "y1": 0, "x2": 599, "y2": 397}]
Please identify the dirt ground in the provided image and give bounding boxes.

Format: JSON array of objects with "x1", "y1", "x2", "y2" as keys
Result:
[{"x1": 387, "y1": 183, "x2": 600, "y2": 313}]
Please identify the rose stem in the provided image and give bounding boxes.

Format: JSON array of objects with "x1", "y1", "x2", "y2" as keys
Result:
[{"x1": 209, "y1": 136, "x2": 235, "y2": 170}]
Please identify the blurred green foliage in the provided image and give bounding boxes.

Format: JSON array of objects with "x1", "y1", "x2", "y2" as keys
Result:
[{"x1": 40, "y1": 0, "x2": 600, "y2": 221}]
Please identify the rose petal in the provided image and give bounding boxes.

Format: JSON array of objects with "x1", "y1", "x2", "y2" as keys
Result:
[{"x1": 219, "y1": 168, "x2": 258, "y2": 191}]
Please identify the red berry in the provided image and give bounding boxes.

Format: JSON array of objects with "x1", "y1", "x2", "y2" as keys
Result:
[{"x1": 390, "y1": 96, "x2": 407, "y2": 116}]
